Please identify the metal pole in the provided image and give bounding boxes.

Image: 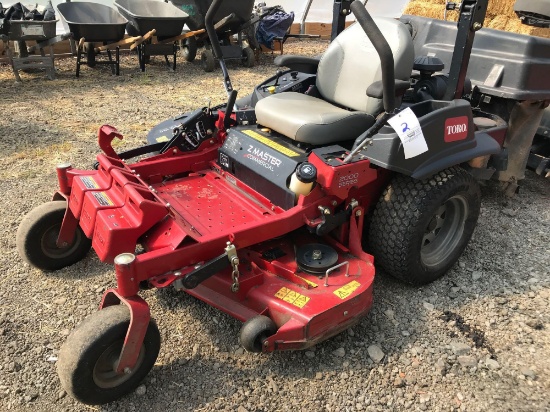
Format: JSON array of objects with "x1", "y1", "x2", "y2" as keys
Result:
[{"x1": 300, "y1": 0, "x2": 314, "y2": 34}]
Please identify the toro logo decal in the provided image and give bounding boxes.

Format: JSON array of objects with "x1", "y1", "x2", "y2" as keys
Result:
[{"x1": 444, "y1": 116, "x2": 469, "y2": 142}]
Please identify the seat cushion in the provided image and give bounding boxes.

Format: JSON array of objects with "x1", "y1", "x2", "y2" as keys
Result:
[{"x1": 255, "y1": 92, "x2": 375, "y2": 144}]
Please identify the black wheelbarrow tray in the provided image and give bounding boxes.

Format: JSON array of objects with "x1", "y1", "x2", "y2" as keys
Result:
[
  {"x1": 56, "y1": 1, "x2": 127, "y2": 42},
  {"x1": 56, "y1": 1, "x2": 132, "y2": 76},
  {"x1": 115, "y1": 0, "x2": 189, "y2": 39}
]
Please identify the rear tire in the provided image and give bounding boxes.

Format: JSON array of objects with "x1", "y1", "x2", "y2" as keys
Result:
[
  {"x1": 57, "y1": 305, "x2": 161, "y2": 405},
  {"x1": 201, "y1": 49, "x2": 215, "y2": 72},
  {"x1": 368, "y1": 167, "x2": 480, "y2": 285},
  {"x1": 241, "y1": 46, "x2": 255, "y2": 68},
  {"x1": 16, "y1": 201, "x2": 92, "y2": 271}
]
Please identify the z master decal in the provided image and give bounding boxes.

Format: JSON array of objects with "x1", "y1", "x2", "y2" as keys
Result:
[{"x1": 245, "y1": 145, "x2": 283, "y2": 171}]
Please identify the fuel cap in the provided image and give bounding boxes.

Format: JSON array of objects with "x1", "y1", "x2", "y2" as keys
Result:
[{"x1": 295, "y1": 162, "x2": 317, "y2": 183}]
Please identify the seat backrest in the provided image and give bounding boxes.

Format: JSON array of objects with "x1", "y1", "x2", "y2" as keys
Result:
[{"x1": 316, "y1": 18, "x2": 415, "y2": 115}]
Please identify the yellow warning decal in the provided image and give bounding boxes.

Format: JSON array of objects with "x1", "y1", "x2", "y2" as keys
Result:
[
  {"x1": 333, "y1": 280, "x2": 361, "y2": 300},
  {"x1": 242, "y1": 129, "x2": 300, "y2": 157},
  {"x1": 93, "y1": 192, "x2": 114, "y2": 207},
  {"x1": 80, "y1": 176, "x2": 99, "y2": 189},
  {"x1": 275, "y1": 287, "x2": 310, "y2": 308},
  {"x1": 155, "y1": 136, "x2": 170, "y2": 143},
  {"x1": 296, "y1": 276, "x2": 318, "y2": 288}
]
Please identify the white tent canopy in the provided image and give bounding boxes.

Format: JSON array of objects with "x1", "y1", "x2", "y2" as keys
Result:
[{"x1": 268, "y1": 0, "x2": 411, "y2": 23}]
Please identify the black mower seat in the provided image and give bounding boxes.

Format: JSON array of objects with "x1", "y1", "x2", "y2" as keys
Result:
[{"x1": 255, "y1": 18, "x2": 415, "y2": 144}]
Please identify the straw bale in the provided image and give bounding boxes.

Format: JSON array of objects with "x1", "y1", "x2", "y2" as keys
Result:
[
  {"x1": 486, "y1": 0, "x2": 515, "y2": 17},
  {"x1": 486, "y1": 14, "x2": 510, "y2": 30},
  {"x1": 405, "y1": 0, "x2": 550, "y2": 38},
  {"x1": 404, "y1": 2, "x2": 448, "y2": 20}
]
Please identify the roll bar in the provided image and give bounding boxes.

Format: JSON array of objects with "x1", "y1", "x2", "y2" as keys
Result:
[{"x1": 205, "y1": 0, "x2": 234, "y2": 94}]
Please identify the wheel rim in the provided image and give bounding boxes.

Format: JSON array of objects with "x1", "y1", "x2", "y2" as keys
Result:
[
  {"x1": 40, "y1": 224, "x2": 82, "y2": 260},
  {"x1": 92, "y1": 339, "x2": 145, "y2": 389},
  {"x1": 421, "y1": 194, "x2": 469, "y2": 268}
]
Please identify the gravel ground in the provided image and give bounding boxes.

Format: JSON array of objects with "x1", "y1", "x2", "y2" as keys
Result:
[{"x1": 0, "y1": 40, "x2": 549, "y2": 412}]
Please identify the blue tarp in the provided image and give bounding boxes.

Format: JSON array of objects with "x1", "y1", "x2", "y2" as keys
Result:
[{"x1": 256, "y1": 9, "x2": 295, "y2": 50}]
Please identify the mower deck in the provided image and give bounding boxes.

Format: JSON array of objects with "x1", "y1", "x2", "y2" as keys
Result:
[{"x1": 185, "y1": 234, "x2": 375, "y2": 351}]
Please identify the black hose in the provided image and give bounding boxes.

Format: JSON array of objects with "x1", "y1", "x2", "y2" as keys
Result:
[{"x1": 350, "y1": 1, "x2": 396, "y2": 112}]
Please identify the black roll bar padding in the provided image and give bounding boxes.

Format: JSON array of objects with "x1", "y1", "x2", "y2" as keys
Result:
[
  {"x1": 205, "y1": 0, "x2": 224, "y2": 61},
  {"x1": 224, "y1": 89, "x2": 238, "y2": 129},
  {"x1": 349, "y1": 1, "x2": 396, "y2": 112},
  {"x1": 204, "y1": 0, "x2": 234, "y2": 93}
]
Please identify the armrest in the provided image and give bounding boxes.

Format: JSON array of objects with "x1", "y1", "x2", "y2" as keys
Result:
[
  {"x1": 273, "y1": 55, "x2": 321, "y2": 74},
  {"x1": 366, "y1": 79, "x2": 411, "y2": 99}
]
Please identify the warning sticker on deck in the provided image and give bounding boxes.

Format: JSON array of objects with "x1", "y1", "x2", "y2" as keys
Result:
[
  {"x1": 93, "y1": 192, "x2": 114, "y2": 207},
  {"x1": 275, "y1": 287, "x2": 310, "y2": 308},
  {"x1": 333, "y1": 280, "x2": 361, "y2": 300},
  {"x1": 155, "y1": 136, "x2": 170, "y2": 143},
  {"x1": 296, "y1": 276, "x2": 318, "y2": 288},
  {"x1": 243, "y1": 130, "x2": 300, "y2": 158},
  {"x1": 80, "y1": 176, "x2": 99, "y2": 189}
]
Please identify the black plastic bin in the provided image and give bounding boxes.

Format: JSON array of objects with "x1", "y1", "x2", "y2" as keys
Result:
[
  {"x1": 115, "y1": 0, "x2": 189, "y2": 38},
  {"x1": 56, "y1": 2, "x2": 127, "y2": 42}
]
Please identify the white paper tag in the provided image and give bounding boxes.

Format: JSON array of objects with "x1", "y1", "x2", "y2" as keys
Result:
[
  {"x1": 21, "y1": 25, "x2": 44, "y2": 37},
  {"x1": 387, "y1": 107, "x2": 429, "y2": 159}
]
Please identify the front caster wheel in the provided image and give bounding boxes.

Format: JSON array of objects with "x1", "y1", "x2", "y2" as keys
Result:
[
  {"x1": 57, "y1": 305, "x2": 161, "y2": 405},
  {"x1": 369, "y1": 166, "x2": 481, "y2": 285},
  {"x1": 16, "y1": 201, "x2": 92, "y2": 271},
  {"x1": 240, "y1": 315, "x2": 277, "y2": 353}
]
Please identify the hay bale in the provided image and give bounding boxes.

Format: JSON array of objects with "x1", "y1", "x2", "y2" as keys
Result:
[
  {"x1": 504, "y1": 18, "x2": 550, "y2": 37},
  {"x1": 406, "y1": 0, "x2": 550, "y2": 38},
  {"x1": 486, "y1": 0, "x2": 515, "y2": 17},
  {"x1": 404, "y1": 2, "x2": 449, "y2": 20},
  {"x1": 486, "y1": 15, "x2": 510, "y2": 31}
]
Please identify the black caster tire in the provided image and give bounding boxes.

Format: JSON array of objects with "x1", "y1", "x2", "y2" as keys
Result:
[
  {"x1": 180, "y1": 35, "x2": 197, "y2": 62},
  {"x1": 201, "y1": 49, "x2": 215, "y2": 72},
  {"x1": 16, "y1": 201, "x2": 92, "y2": 271},
  {"x1": 57, "y1": 305, "x2": 161, "y2": 405},
  {"x1": 240, "y1": 315, "x2": 277, "y2": 353},
  {"x1": 241, "y1": 46, "x2": 255, "y2": 68},
  {"x1": 368, "y1": 166, "x2": 481, "y2": 285}
]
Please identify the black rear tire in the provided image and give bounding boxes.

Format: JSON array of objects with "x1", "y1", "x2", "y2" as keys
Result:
[
  {"x1": 16, "y1": 201, "x2": 92, "y2": 271},
  {"x1": 240, "y1": 315, "x2": 277, "y2": 353},
  {"x1": 57, "y1": 305, "x2": 161, "y2": 405},
  {"x1": 368, "y1": 167, "x2": 481, "y2": 285}
]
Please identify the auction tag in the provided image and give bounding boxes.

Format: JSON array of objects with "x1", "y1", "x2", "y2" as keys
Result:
[
  {"x1": 21, "y1": 25, "x2": 44, "y2": 37},
  {"x1": 387, "y1": 107, "x2": 429, "y2": 159}
]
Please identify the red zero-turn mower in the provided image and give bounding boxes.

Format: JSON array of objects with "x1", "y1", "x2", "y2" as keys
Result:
[{"x1": 15, "y1": 0, "x2": 550, "y2": 405}]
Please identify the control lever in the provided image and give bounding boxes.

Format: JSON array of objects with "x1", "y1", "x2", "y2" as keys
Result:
[{"x1": 273, "y1": 70, "x2": 284, "y2": 87}]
